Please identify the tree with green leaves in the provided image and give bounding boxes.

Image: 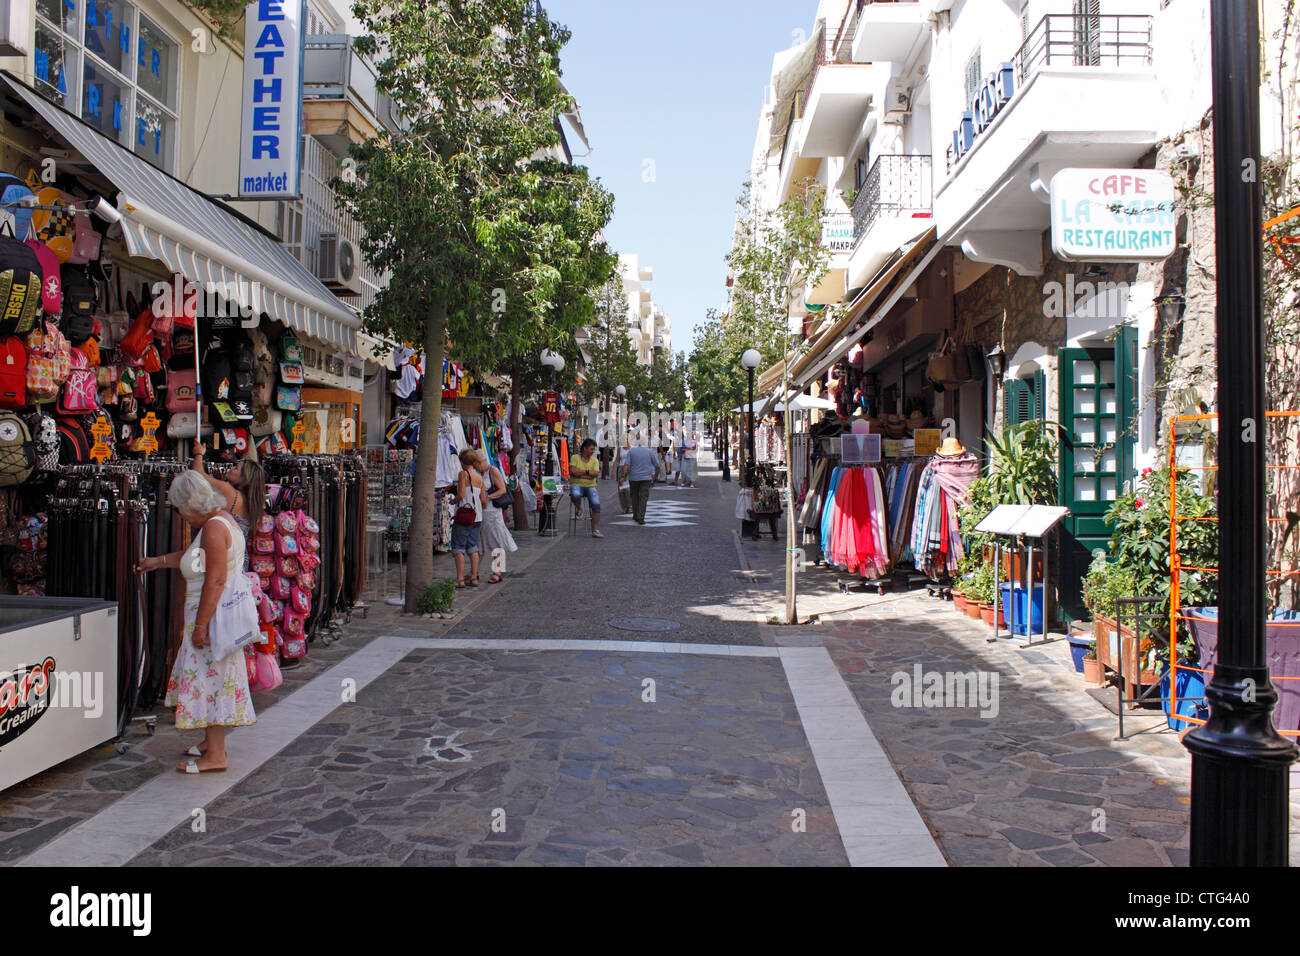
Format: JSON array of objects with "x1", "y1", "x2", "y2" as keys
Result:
[
  {"x1": 577, "y1": 276, "x2": 641, "y2": 422},
  {"x1": 721, "y1": 177, "x2": 831, "y2": 624},
  {"x1": 336, "y1": 0, "x2": 613, "y2": 610}
]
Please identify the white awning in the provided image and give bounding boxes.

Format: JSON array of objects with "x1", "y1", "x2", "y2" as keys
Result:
[{"x1": 3, "y1": 74, "x2": 361, "y2": 354}]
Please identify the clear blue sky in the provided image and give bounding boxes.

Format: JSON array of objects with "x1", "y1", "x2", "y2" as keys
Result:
[{"x1": 546, "y1": 0, "x2": 808, "y2": 356}]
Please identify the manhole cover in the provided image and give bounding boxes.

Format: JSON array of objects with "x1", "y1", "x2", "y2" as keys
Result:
[{"x1": 609, "y1": 618, "x2": 681, "y2": 632}]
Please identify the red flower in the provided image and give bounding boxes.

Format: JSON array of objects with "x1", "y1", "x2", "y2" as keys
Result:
[{"x1": 1135, "y1": 497, "x2": 1145, "y2": 509}]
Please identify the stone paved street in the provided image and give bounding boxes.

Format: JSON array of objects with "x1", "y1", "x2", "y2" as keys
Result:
[{"x1": 3, "y1": 444, "x2": 1297, "y2": 867}]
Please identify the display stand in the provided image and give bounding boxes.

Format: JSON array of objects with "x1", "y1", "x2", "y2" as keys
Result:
[{"x1": 975, "y1": 504, "x2": 1069, "y2": 646}]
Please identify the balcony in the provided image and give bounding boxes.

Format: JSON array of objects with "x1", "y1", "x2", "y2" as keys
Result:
[
  {"x1": 303, "y1": 35, "x2": 402, "y2": 155},
  {"x1": 933, "y1": 14, "x2": 1159, "y2": 276},
  {"x1": 848, "y1": 155, "x2": 932, "y2": 289},
  {"x1": 796, "y1": 39, "x2": 875, "y2": 159},
  {"x1": 852, "y1": 1, "x2": 928, "y2": 64}
]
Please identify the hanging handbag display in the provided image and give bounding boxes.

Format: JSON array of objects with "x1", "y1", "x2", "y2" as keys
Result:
[
  {"x1": 0, "y1": 228, "x2": 43, "y2": 337},
  {"x1": 926, "y1": 331, "x2": 959, "y2": 386},
  {"x1": 56, "y1": 347, "x2": 98, "y2": 414},
  {"x1": 166, "y1": 367, "x2": 198, "y2": 413}
]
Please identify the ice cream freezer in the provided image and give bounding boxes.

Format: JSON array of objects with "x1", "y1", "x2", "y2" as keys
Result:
[{"x1": 0, "y1": 596, "x2": 119, "y2": 792}]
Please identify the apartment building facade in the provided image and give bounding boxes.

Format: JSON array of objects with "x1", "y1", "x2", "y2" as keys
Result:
[
  {"x1": 741, "y1": 0, "x2": 1297, "y2": 614},
  {"x1": 618, "y1": 251, "x2": 671, "y2": 366}
]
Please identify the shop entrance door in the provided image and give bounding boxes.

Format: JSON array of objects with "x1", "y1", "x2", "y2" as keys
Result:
[{"x1": 1056, "y1": 327, "x2": 1138, "y2": 618}]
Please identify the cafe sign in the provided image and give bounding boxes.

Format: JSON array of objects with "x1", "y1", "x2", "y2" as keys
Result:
[{"x1": 1050, "y1": 169, "x2": 1176, "y2": 262}]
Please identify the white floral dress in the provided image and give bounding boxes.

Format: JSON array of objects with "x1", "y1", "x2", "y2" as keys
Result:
[{"x1": 164, "y1": 514, "x2": 256, "y2": 730}]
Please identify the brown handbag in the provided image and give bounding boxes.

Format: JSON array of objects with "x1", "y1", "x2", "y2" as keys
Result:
[{"x1": 926, "y1": 332, "x2": 958, "y2": 385}]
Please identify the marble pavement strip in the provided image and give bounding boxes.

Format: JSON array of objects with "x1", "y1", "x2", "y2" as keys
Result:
[{"x1": 779, "y1": 645, "x2": 947, "y2": 867}]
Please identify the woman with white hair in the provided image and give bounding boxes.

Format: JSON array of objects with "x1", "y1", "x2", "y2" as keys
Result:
[{"x1": 135, "y1": 470, "x2": 255, "y2": 773}]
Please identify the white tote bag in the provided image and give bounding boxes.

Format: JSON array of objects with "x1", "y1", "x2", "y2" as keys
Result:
[{"x1": 208, "y1": 572, "x2": 261, "y2": 661}]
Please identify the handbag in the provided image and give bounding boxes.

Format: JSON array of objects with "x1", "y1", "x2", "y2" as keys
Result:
[
  {"x1": 926, "y1": 332, "x2": 959, "y2": 385},
  {"x1": 208, "y1": 569, "x2": 261, "y2": 661},
  {"x1": 453, "y1": 501, "x2": 477, "y2": 525}
]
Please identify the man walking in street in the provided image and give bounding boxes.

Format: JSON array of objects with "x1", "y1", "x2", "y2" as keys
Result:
[{"x1": 622, "y1": 441, "x2": 661, "y2": 525}]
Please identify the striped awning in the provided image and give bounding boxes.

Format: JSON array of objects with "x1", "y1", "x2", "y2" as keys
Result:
[{"x1": 2, "y1": 74, "x2": 360, "y2": 354}]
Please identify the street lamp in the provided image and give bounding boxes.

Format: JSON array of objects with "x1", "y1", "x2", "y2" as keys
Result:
[
  {"x1": 741, "y1": 348, "x2": 761, "y2": 489},
  {"x1": 539, "y1": 350, "x2": 565, "y2": 535},
  {"x1": 987, "y1": 343, "x2": 1007, "y2": 430},
  {"x1": 1183, "y1": 0, "x2": 1297, "y2": 865},
  {"x1": 615, "y1": 383, "x2": 626, "y2": 474}
]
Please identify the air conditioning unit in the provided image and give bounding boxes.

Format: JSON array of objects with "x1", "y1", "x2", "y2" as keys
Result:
[
  {"x1": 318, "y1": 232, "x2": 362, "y2": 296},
  {"x1": 883, "y1": 79, "x2": 911, "y2": 122}
]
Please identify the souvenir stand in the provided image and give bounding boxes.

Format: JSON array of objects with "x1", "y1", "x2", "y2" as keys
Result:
[{"x1": 0, "y1": 73, "x2": 372, "y2": 785}]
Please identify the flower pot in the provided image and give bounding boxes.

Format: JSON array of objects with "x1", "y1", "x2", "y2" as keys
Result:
[
  {"x1": 1066, "y1": 632, "x2": 1092, "y2": 673},
  {"x1": 1160, "y1": 666, "x2": 1208, "y2": 730},
  {"x1": 952, "y1": 592, "x2": 968, "y2": 614},
  {"x1": 965, "y1": 600, "x2": 983, "y2": 620},
  {"x1": 979, "y1": 603, "x2": 995, "y2": 626},
  {"x1": 1082, "y1": 657, "x2": 1101, "y2": 683}
]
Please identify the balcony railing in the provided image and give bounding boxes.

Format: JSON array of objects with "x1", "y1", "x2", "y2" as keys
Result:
[
  {"x1": 304, "y1": 35, "x2": 379, "y2": 118},
  {"x1": 851, "y1": 154, "x2": 932, "y2": 249},
  {"x1": 1013, "y1": 14, "x2": 1153, "y2": 84}
]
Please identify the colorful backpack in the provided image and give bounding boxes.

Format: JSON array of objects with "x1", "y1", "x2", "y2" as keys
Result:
[
  {"x1": 0, "y1": 336, "x2": 26, "y2": 407},
  {"x1": 56, "y1": 347, "x2": 98, "y2": 414},
  {"x1": 0, "y1": 410, "x2": 35, "y2": 486}
]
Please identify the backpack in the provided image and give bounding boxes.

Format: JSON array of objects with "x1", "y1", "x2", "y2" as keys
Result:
[
  {"x1": 25, "y1": 320, "x2": 71, "y2": 403},
  {"x1": 57, "y1": 347, "x2": 98, "y2": 415},
  {"x1": 0, "y1": 234, "x2": 43, "y2": 337},
  {"x1": 233, "y1": 337, "x2": 255, "y2": 399},
  {"x1": 24, "y1": 410, "x2": 58, "y2": 471},
  {"x1": 0, "y1": 175, "x2": 34, "y2": 241},
  {"x1": 166, "y1": 367, "x2": 198, "y2": 413},
  {"x1": 58, "y1": 264, "x2": 95, "y2": 344},
  {"x1": 203, "y1": 340, "x2": 233, "y2": 402},
  {"x1": 25, "y1": 238, "x2": 61, "y2": 316},
  {"x1": 56, "y1": 416, "x2": 89, "y2": 464},
  {"x1": 0, "y1": 410, "x2": 35, "y2": 485},
  {"x1": 0, "y1": 336, "x2": 26, "y2": 407}
]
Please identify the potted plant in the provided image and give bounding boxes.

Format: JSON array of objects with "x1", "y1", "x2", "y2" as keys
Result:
[{"x1": 1082, "y1": 642, "x2": 1101, "y2": 684}]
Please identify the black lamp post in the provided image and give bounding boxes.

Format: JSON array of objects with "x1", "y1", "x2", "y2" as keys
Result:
[
  {"x1": 987, "y1": 343, "x2": 1007, "y2": 429},
  {"x1": 1182, "y1": 0, "x2": 1298, "y2": 866},
  {"x1": 742, "y1": 348, "x2": 760, "y2": 489}
]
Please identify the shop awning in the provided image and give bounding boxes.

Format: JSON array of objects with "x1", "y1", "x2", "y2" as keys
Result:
[
  {"x1": 2, "y1": 74, "x2": 361, "y2": 354},
  {"x1": 757, "y1": 227, "x2": 940, "y2": 396}
]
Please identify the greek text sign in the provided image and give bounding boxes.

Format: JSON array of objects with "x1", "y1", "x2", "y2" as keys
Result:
[
  {"x1": 239, "y1": 0, "x2": 305, "y2": 199},
  {"x1": 1050, "y1": 169, "x2": 1176, "y2": 262}
]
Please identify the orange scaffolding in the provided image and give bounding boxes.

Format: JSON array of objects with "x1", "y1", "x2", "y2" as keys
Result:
[{"x1": 1168, "y1": 411, "x2": 1300, "y2": 736}]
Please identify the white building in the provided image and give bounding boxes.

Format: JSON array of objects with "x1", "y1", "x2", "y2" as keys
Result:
[
  {"x1": 619, "y1": 252, "x2": 669, "y2": 366},
  {"x1": 739, "y1": 0, "x2": 1298, "y2": 616}
]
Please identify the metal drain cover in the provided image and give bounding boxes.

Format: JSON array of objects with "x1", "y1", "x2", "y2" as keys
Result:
[{"x1": 609, "y1": 618, "x2": 681, "y2": 632}]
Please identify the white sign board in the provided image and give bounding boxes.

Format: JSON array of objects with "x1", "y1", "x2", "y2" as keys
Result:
[
  {"x1": 975, "y1": 503, "x2": 1070, "y2": 538},
  {"x1": 239, "y1": 0, "x2": 305, "y2": 199},
  {"x1": 1050, "y1": 168, "x2": 1176, "y2": 262}
]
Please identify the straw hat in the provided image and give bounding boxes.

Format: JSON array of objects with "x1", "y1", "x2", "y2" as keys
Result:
[
  {"x1": 907, "y1": 410, "x2": 929, "y2": 431},
  {"x1": 883, "y1": 413, "x2": 907, "y2": 439},
  {"x1": 936, "y1": 437, "x2": 966, "y2": 457}
]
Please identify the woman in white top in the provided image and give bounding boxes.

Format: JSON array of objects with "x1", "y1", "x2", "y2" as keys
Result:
[
  {"x1": 451, "y1": 448, "x2": 485, "y2": 587},
  {"x1": 136, "y1": 471, "x2": 255, "y2": 774},
  {"x1": 680, "y1": 430, "x2": 700, "y2": 487}
]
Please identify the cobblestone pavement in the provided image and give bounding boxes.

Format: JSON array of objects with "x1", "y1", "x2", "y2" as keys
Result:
[
  {"x1": 733, "y1": 499, "x2": 1300, "y2": 867},
  {"x1": 126, "y1": 648, "x2": 845, "y2": 866}
]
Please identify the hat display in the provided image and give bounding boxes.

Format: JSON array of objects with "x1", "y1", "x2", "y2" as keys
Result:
[
  {"x1": 907, "y1": 410, "x2": 929, "y2": 431},
  {"x1": 883, "y1": 414, "x2": 907, "y2": 439},
  {"x1": 936, "y1": 437, "x2": 966, "y2": 457}
]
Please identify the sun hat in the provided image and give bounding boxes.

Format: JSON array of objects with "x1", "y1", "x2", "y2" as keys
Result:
[{"x1": 936, "y1": 437, "x2": 966, "y2": 457}]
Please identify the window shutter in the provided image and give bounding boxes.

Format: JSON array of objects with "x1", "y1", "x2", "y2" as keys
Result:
[{"x1": 964, "y1": 48, "x2": 982, "y2": 107}]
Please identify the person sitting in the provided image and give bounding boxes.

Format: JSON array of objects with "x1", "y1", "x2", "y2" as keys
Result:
[{"x1": 569, "y1": 438, "x2": 604, "y2": 538}]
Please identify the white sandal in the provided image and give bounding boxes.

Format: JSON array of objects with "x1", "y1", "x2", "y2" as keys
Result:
[
  {"x1": 183, "y1": 745, "x2": 203, "y2": 757},
  {"x1": 178, "y1": 759, "x2": 226, "y2": 774}
]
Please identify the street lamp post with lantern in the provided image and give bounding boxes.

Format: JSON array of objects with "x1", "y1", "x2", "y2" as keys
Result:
[{"x1": 741, "y1": 348, "x2": 761, "y2": 489}]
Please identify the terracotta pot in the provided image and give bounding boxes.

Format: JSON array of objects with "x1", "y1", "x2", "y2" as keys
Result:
[
  {"x1": 979, "y1": 603, "x2": 995, "y2": 626},
  {"x1": 952, "y1": 592, "x2": 968, "y2": 614},
  {"x1": 965, "y1": 601, "x2": 983, "y2": 620},
  {"x1": 1083, "y1": 658, "x2": 1101, "y2": 683}
]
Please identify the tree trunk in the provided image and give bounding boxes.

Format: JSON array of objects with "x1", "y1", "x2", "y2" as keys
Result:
[
  {"x1": 511, "y1": 363, "x2": 528, "y2": 531},
  {"x1": 405, "y1": 297, "x2": 448, "y2": 613}
]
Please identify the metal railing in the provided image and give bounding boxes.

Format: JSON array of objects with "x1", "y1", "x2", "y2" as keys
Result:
[
  {"x1": 304, "y1": 35, "x2": 380, "y2": 119},
  {"x1": 1013, "y1": 14, "x2": 1153, "y2": 85},
  {"x1": 851, "y1": 154, "x2": 932, "y2": 249}
]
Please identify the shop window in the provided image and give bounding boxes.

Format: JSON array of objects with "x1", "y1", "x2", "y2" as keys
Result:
[{"x1": 36, "y1": 0, "x2": 180, "y2": 172}]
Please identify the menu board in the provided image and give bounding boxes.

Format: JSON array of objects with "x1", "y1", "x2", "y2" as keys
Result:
[
  {"x1": 841, "y1": 432, "x2": 881, "y2": 464},
  {"x1": 883, "y1": 439, "x2": 904, "y2": 458},
  {"x1": 913, "y1": 429, "x2": 941, "y2": 457}
]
